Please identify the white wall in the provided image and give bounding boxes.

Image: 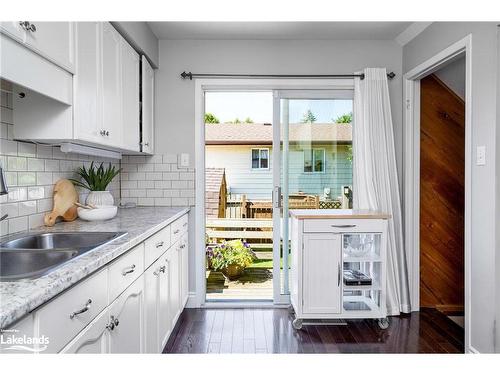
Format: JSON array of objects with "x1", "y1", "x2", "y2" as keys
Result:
[
  {"x1": 434, "y1": 56, "x2": 466, "y2": 100},
  {"x1": 155, "y1": 39, "x2": 404, "y2": 182},
  {"x1": 403, "y1": 22, "x2": 499, "y2": 353}
]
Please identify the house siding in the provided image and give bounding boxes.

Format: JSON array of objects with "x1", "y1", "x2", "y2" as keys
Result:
[{"x1": 205, "y1": 144, "x2": 352, "y2": 200}]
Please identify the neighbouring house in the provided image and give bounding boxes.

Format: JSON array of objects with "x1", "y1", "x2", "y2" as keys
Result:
[
  {"x1": 205, "y1": 122, "x2": 353, "y2": 201},
  {"x1": 205, "y1": 167, "x2": 227, "y2": 218}
]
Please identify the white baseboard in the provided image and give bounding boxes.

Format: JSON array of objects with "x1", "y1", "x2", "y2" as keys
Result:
[{"x1": 185, "y1": 292, "x2": 199, "y2": 308}]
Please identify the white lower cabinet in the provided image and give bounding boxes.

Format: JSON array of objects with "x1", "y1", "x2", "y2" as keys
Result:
[
  {"x1": 7, "y1": 213, "x2": 190, "y2": 354},
  {"x1": 108, "y1": 275, "x2": 145, "y2": 353}
]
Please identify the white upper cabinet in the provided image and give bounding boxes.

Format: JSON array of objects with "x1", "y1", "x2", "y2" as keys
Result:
[
  {"x1": 0, "y1": 22, "x2": 75, "y2": 72},
  {"x1": 73, "y1": 22, "x2": 101, "y2": 143},
  {"x1": 141, "y1": 56, "x2": 154, "y2": 154},
  {"x1": 101, "y1": 23, "x2": 123, "y2": 148},
  {"x1": 121, "y1": 38, "x2": 140, "y2": 152}
]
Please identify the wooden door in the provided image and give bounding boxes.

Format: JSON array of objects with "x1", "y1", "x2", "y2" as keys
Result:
[
  {"x1": 108, "y1": 275, "x2": 145, "y2": 353},
  {"x1": 420, "y1": 74, "x2": 465, "y2": 311},
  {"x1": 302, "y1": 233, "x2": 342, "y2": 314}
]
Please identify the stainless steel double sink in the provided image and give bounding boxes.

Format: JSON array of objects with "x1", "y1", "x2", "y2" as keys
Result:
[{"x1": 0, "y1": 232, "x2": 127, "y2": 281}]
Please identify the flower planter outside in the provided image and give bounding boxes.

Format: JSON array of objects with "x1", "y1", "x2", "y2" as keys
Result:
[{"x1": 222, "y1": 264, "x2": 245, "y2": 280}]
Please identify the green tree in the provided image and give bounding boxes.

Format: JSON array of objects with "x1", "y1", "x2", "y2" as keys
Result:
[
  {"x1": 204, "y1": 112, "x2": 220, "y2": 124},
  {"x1": 301, "y1": 109, "x2": 317, "y2": 124},
  {"x1": 244, "y1": 117, "x2": 254, "y2": 124},
  {"x1": 334, "y1": 112, "x2": 352, "y2": 123}
]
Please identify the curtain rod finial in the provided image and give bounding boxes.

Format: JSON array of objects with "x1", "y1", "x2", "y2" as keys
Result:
[{"x1": 180, "y1": 71, "x2": 193, "y2": 80}]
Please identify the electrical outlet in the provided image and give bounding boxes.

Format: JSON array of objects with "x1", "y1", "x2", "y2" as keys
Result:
[
  {"x1": 476, "y1": 146, "x2": 486, "y2": 166},
  {"x1": 180, "y1": 153, "x2": 190, "y2": 168}
]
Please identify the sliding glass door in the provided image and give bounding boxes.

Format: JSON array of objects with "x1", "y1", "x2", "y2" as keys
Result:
[{"x1": 272, "y1": 90, "x2": 354, "y2": 304}]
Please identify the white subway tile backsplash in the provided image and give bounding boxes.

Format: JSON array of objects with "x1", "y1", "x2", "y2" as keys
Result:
[
  {"x1": 27, "y1": 158, "x2": 45, "y2": 171},
  {"x1": 0, "y1": 91, "x2": 120, "y2": 234},
  {"x1": 18, "y1": 200, "x2": 37, "y2": 216},
  {"x1": 146, "y1": 172, "x2": 162, "y2": 181}
]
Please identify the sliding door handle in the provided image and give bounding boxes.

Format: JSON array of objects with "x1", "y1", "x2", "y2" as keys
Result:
[
  {"x1": 273, "y1": 186, "x2": 282, "y2": 208},
  {"x1": 338, "y1": 262, "x2": 341, "y2": 287}
]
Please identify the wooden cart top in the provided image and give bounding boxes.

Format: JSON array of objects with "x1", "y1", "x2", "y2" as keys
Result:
[{"x1": 289, "y1": 209, "x2": 391, "y2": 220}]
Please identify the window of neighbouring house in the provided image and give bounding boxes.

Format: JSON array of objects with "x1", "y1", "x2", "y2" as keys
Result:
[
  {"x1": 251, "y1": 148, "x2": 269, "y2": 169},
  {"x1": 303, "y1": 148, "x2": 325, "y2": 173}
]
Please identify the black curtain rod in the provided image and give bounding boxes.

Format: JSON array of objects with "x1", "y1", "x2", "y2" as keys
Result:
[{"x1": 180, "y1": 71, "x2": 396, "y2": 81}]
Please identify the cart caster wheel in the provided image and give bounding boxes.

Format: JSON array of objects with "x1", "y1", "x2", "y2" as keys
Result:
[
  {"x1": 378, "y1": 318, "x2": 390, "y2": 330},
  {"x1": 292, "y1": 318, "x2": 303, "y2": 330}
]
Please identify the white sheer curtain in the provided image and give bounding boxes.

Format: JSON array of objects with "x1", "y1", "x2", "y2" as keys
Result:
[{"x1": 352, "y1": 68, "x2": 410, "y2": 315}]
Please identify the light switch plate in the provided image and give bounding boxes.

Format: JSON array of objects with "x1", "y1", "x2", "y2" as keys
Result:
[
  {"x1": 476, "y1": 146, "x2": 486, "y2": 166},
  {"x1": 180, "y1": 153, "x2": 190, "y2": 168}
]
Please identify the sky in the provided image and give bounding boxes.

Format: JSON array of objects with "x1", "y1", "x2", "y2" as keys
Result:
[{"x1": 205, "y1": 92, "x2": 352, "y2": 123}]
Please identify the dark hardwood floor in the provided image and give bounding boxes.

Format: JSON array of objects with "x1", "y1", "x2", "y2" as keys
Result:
[{"x1": 164, "y1": 308, "x2": 464, "y2": 354}]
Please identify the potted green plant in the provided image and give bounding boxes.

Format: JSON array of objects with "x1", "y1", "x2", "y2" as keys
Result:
[
  {"x1": 70, "y1": 162, "x2": 121, "y2": 206},
  {"x1": 206, "y1": 240, "x2": 256, "y2": 280}
]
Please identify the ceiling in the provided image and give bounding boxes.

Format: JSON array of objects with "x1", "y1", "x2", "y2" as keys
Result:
[{"x1": 148, "y1": 22, "x2": 413, "y2": 41}]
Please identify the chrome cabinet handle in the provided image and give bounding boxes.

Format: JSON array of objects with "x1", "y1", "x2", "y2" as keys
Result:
[
  {"x1": 144, "y1": 142, "x2": 149, "y2": 147},
  {"x1": 100, "y1": 130, "x2": 106, "y2": 136},
  {"x1": 338, "y1": 263, "x2": 341, "y2": 287},
  {"x1": 28, "y1": 23, "x2": 36, "y2": 32},
  {"x1": 173, "y1": 229, "x2": 180, "y2": 234},
  {"x1": 154, "y1": 265, "x2": 166, "y2": 276},
  {"x1": 330, "y1": 224, "x2": 357, "y2": 228},
  {"x1": 121, "y1": 264, "x2": 136, "y2": 276},
  {"x1": 179, "y1": 244, "x2": 186, "y2": 249},
  {"x1": 105, "y1": 130, "x2": 110, "y2": 136},
  {"x1": 106, "y1": 315, "x2": 120, "y2": 331},
  {"x1": 155, "y1": 241, "x2": 164, "y2": 248},
  {"x1": 70, "y1": 299, "x2": 92, "y2": 319}
]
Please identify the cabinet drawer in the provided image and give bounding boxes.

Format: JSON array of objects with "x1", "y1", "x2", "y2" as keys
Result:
[
  {"x1": 108, "y1": 243, "x2": 145, "y2": 302},
  {"x1": 171, "y1": 214, "x2": 188, "y2": 244},
  {"x1": 144, "y1": 225, "x2": 171, "y2": 269},
  {"x1": 37, "y1": 269, "x2": 108, "y2": 353},
  {"x1": 303, "y1": 219, "x2": 385, "y2": 233}
]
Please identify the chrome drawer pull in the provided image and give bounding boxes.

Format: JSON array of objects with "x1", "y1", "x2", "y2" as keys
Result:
[
  {"x1": 121, "y1": 264, "x2": 136, "y2": 276},
  {"x1": 173, "y1": 229, "x2": 180, "y2": 234},
  {"x1": 179, "y1": 244, "x2": 186, "y2": 249},
  {"x1": 154, "y1": 265, "x2": 166, "y2": 276},
  {"x1": 156, "y1": 241, "x2": 164, "y2": 248},
  {"x1": 106, "y1": 315, "x2": 119, "y2": 331},
  {"x1": 330, "y1": 224, "x2": 357, "y2": 228},
  {"x1": 70, "y1": 299, "x2": 92, "y2": 319}
]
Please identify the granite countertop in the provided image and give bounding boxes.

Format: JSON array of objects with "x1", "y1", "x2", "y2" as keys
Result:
[
  {"x1": 0, "y1": 206, "x2": 189, "y2": 329},
  {"x1": 289, "y1": 209, "x2": 391, "y2": 219}
]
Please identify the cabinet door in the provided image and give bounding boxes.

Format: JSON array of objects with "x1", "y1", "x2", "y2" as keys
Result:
[
  {"x1": 74, "y1": 22, "x2": 101, "y2": 143},
  {"x1": 60, "y1": 309, "x2": 109, "y2": 354},
  {"x1": 167, "y1": 247, "x2": 181, "y2": 329},
  {"x1": 302, "y1": 233, "x2": 342, "y2": 314},
  {"x1": 180, "y1": 233, "x2": 189, "y2": 307},
  {"x1": 121, "y1": 38, "x2": 140, "y2": 152},
  {"x1": 141, "y1": 55, "x2": 154, "y2": 154},
  {"x1": 144, "y1": 261, "x2": 160, "y2": 353},
  {"x1": 0, "y1": 21, "x2": 27, "y2": 42},
  {"x1": 24, "y1": 22, "x2": 75, "y2": 71},
  {"x1": 108, "y1": 275, "x2": 145, "y2": 353},
  {"x1": 101, "y1": 22, "x2": 122, "y2": 148},
  {"x1": 158, "y1": 251, "x2": 171, "y2": 350}
]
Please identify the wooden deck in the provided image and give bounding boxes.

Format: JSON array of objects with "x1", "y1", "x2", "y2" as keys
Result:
[{"x1": 206, "y1": 269, "x2": 273, "y2": 300}]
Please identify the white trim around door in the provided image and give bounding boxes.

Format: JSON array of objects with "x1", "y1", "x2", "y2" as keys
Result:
[
  {"x1": 403, "y1": 34, "x2": 472, "y2": 352},
  {"x1": 193, "y1": 78, "x2": 354, "y2": 308}
]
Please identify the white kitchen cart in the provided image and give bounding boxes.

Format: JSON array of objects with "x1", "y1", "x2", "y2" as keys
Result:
[{"x1": 289, "y1": 209, "x2": 390, "y2": 330}]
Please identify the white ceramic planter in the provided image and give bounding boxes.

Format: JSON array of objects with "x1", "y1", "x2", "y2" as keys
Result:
[{"x1": 86, "y1": 191, "x2": 114, "y2": 206}]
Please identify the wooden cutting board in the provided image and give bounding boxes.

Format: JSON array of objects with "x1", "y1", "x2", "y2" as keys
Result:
[{"x1": 44, "y1": 179, "x2": 79, "y2": 227}]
